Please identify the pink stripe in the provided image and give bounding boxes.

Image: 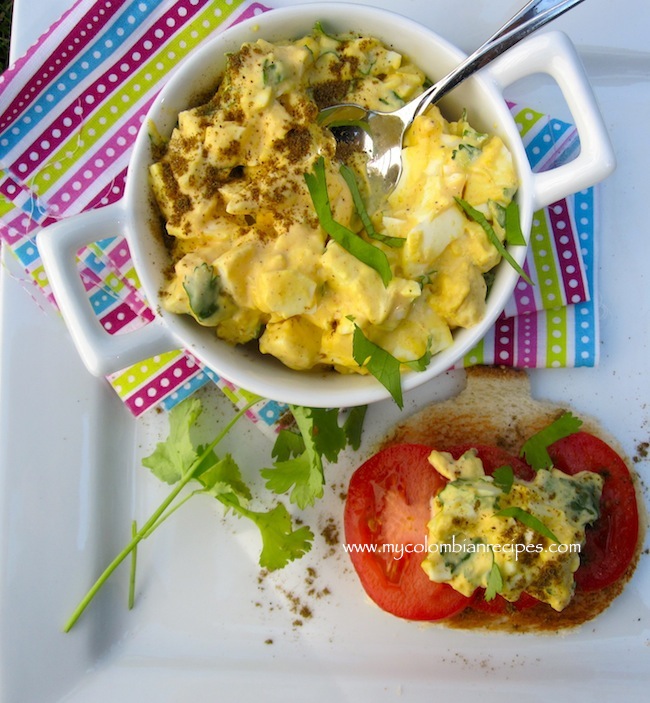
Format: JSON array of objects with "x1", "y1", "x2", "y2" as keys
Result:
[
  {"x1": 515, "y1": 311, "x2": 538, "y2": 367},
  {"x1": 100, "y1": 299, "x2": 138, "y2": 333},
  {"x1": 0, "y1": 210, "x2": 40, "y2": 245},
  {"x1": 85, "y1": 166, "x2": 128, "y2": 209},
  {"x1": 229, "y1": 2, "x2": 269, "y2": 23},
  {"x1": 493, "y1": 314, "x2": 516, "y2": 366},
  {"x1": 0, "y1": 219, "x2": 24, "y2": 247},
  {"x1": 0, "y1": 173, "x2": 27, "y2": 201},
  {"x1": 2, "y1": 0, "x2": 109, "y2": 102},
  {"x1": 46, "y1": 102, "x2": 152, "y2": 213},
  {"x1": 0, "y1": 1, "x2": 123, "y2": 131},
  {"x1": 97, "y1": 236, "x2": 153, "y2": 316},
  {"x1": 547, "y1": 199, "x2": 588, "y2": 305},
  {"x1": 8, "y1": 2, "x2": 206, "y2": 180},
  {"x1": 124, "y1": 352, "x2": 201, "y2": 415},
  {"x1": 512, "y1": 259, "x2": 537, "y2": 315}
]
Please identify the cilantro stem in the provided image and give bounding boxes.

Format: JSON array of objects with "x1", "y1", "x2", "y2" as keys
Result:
[
  {"x1": 128, "y1": 520, "x2": 137, "y2": 610},
  {"x1": 142, "y1": 490, "x2": 199, "y2": 538},
  {"x1": 63, "y1": 398, "x2": 260, "y2": 632}
]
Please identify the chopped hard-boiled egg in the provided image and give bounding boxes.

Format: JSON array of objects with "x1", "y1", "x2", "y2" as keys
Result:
[
  {"x1": 150, "y1": 26, "x2": 518, "y2": 374},
  {"x1": 421, "y1": 449, "x2": 603, "y2": 611}
]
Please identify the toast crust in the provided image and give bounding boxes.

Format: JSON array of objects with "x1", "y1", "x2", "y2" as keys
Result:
[{"x1": 381, "y1": 366, "x2": 643, "y2": 632}]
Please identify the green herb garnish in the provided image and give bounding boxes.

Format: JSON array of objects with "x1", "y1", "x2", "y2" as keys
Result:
[
  {"x1": 183, "y1": 262, "x2": 221, "y2": 320},
  {"x1": 454, "y1": 196, "x2": 532, "y2": 285},
  {"x1": 485, "y1": 556, "x2": 504, "y2": 601},
  {"x1": 305, "y1": 157, "x2": 393, "y2": 286},
  {"x1": 452, "y1": 143, "x2": 481, "y2": 161},
  {"x1": 339, "y1": 163, "x2": 405, "y2": 248},
  {"x1": 262, "y1": 58, "x2": 283, "y2": 86},
  {"x1": 504, "y1": 200, "x2": 526, "y2": 245},
  {"x1": 63, "y1": 395, "x2": 363, "y2": 632},
  {"x1": 492, "y1": 465, "x2": 514, "y2": 494},
  {"x1": 495, "y1": 506, "x2": 560, "y2": 544},
  {"x1": 520, "y1": 412, "x2": 583, "y2": 470},
  {"x1": 350, "y1": 320, "x2": 431, "y2": 409},
  {"x1": 262, "y1": 405, "x2": 366, "y2": 509}
]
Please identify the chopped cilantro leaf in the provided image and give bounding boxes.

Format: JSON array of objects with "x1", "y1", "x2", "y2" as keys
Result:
[
  {"x1": 351, "y1": 324, "x2": 404, "y2": 408},
  {"x1": 492, "y1": 465, "x2": 514, "y2": 494},
  {"x1": 305, "y1": 156, "x2": 393, "y2": 286},
  {"x1": 183, "y1": 262, "x2": 221, "y2": 321},
  {"x1": 505, "y1": 200, "x2": 526, "y2": 246},
  {"x1": 495, "y1": 506, "x2": 560, "y2": 544},
  {"x1": 350, "y1": 320, "x2": 432, "y2": 409},
  {"x1": 485, "y1": 558, "x2": 503, "y2": 601},
  {"x1": 520, "y1": 412, "x2": 583, "y2": 470},
  {"x1": 454, "y1": 196, "x2": 532, "y2": 286},
  {"x1": 339, "y1": 164, "x2": 405, "y2": 248}
]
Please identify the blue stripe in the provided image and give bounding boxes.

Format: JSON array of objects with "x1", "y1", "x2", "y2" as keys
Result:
[
  {"x1": 89, "y1": 287, "x2": 120, "y2": 314},
  {"x1": 525, "y1": 118, "x2": 571, "y2": 170},
  {"x1": 0, "y1": 0, "x2": 159, "y2": 153},
  {"x1": 161, "y1": 371, "x2": 213, "y2": 410},
  {"x1": 256, "y1": 399, "x2": 288, "y2": 426},
  {"x1": 84, "y1": 250, "x2": 106, "y2": 275},
  {"x1": 14, "y1": 237, "x2": 40, "y2": 265},
  {"x1": 572, "y1": 188, "x2": 597, "y2": 366}
]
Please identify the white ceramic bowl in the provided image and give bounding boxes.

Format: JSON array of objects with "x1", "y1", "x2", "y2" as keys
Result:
[{"x1": 37, "y1": 3, "x2": 615, "y2": 408}]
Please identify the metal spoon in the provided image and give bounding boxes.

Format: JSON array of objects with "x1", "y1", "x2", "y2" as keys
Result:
[{"x1": 319, "y1": 0, "x2": 586, "y2": 199}]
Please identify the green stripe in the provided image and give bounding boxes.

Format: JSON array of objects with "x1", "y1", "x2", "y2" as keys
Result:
[
  {"x1": 463, "y1": 336, "x2": 485, "y2": 367},
  {"x1": 111, "y1": 349, "x2": 184, "y2": 395},
  {"x1": 0, "y1": 190, "x2": 16, "y2": 219},
  {"x1": 30, "y1": 0, "x2": 247, "y2": 196},
  {"x1": 529, "y1": 208, "x2": 563, "y2": 310},
  {"x1": 513, "y1": 106, "x2": 545, "y2": 139},
  {"x1": 545, "y1": 307, "x2": 568, "y2": 367}
]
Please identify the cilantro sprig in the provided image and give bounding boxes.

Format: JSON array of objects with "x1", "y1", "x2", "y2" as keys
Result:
[
  {"x1": 305, "y1": 156, "x2": 393, "y2": 286},
  {"x1": 64, "y1": 396, "x2": 366, "y2": 632},
  {"x1": 262, "y1": 405, "x2": 366, "y2": 508}
]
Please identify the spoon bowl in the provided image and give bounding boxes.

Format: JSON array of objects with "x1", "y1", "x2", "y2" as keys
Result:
[{"x1": 319, "y1": 0, "x2": 586, "y2": 199}]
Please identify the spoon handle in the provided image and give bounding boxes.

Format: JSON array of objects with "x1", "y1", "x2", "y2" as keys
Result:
[{"x1": 412, "y1": 0, "x2": 586, "y2": 118}]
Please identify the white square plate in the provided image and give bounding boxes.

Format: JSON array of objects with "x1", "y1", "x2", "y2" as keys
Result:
[{"x1": 1, "y1": 1, "x2": 649, "y2": 700}]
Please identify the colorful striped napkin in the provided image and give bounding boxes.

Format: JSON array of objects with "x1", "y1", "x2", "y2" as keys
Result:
[{"x1": 0, "y1": 0, "x2": 599, "y2": 434}]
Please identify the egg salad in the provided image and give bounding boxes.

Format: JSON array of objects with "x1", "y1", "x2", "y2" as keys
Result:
[
  {"x1": 149, "y1": 25, "x2": 518, "y2": 374},
  {"x1": 421, "y1": 449, "x2": 603, "y2": 611}
]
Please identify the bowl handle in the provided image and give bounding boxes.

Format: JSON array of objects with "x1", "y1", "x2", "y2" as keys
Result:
[
  {"x1": 36, "y1": 203, "x2": 178, "y2": 377},
  {"x1": 488, "y1": 30, "x2": 615, "y2": 210}
]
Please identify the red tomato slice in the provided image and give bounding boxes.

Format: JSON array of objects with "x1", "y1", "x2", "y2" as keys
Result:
[
  {"x1": 547, "y1": 431, "x2": 639, "y2": 591},
  {"x1": 343, "y1": 443, "x2": 471, "y2": 621}
]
